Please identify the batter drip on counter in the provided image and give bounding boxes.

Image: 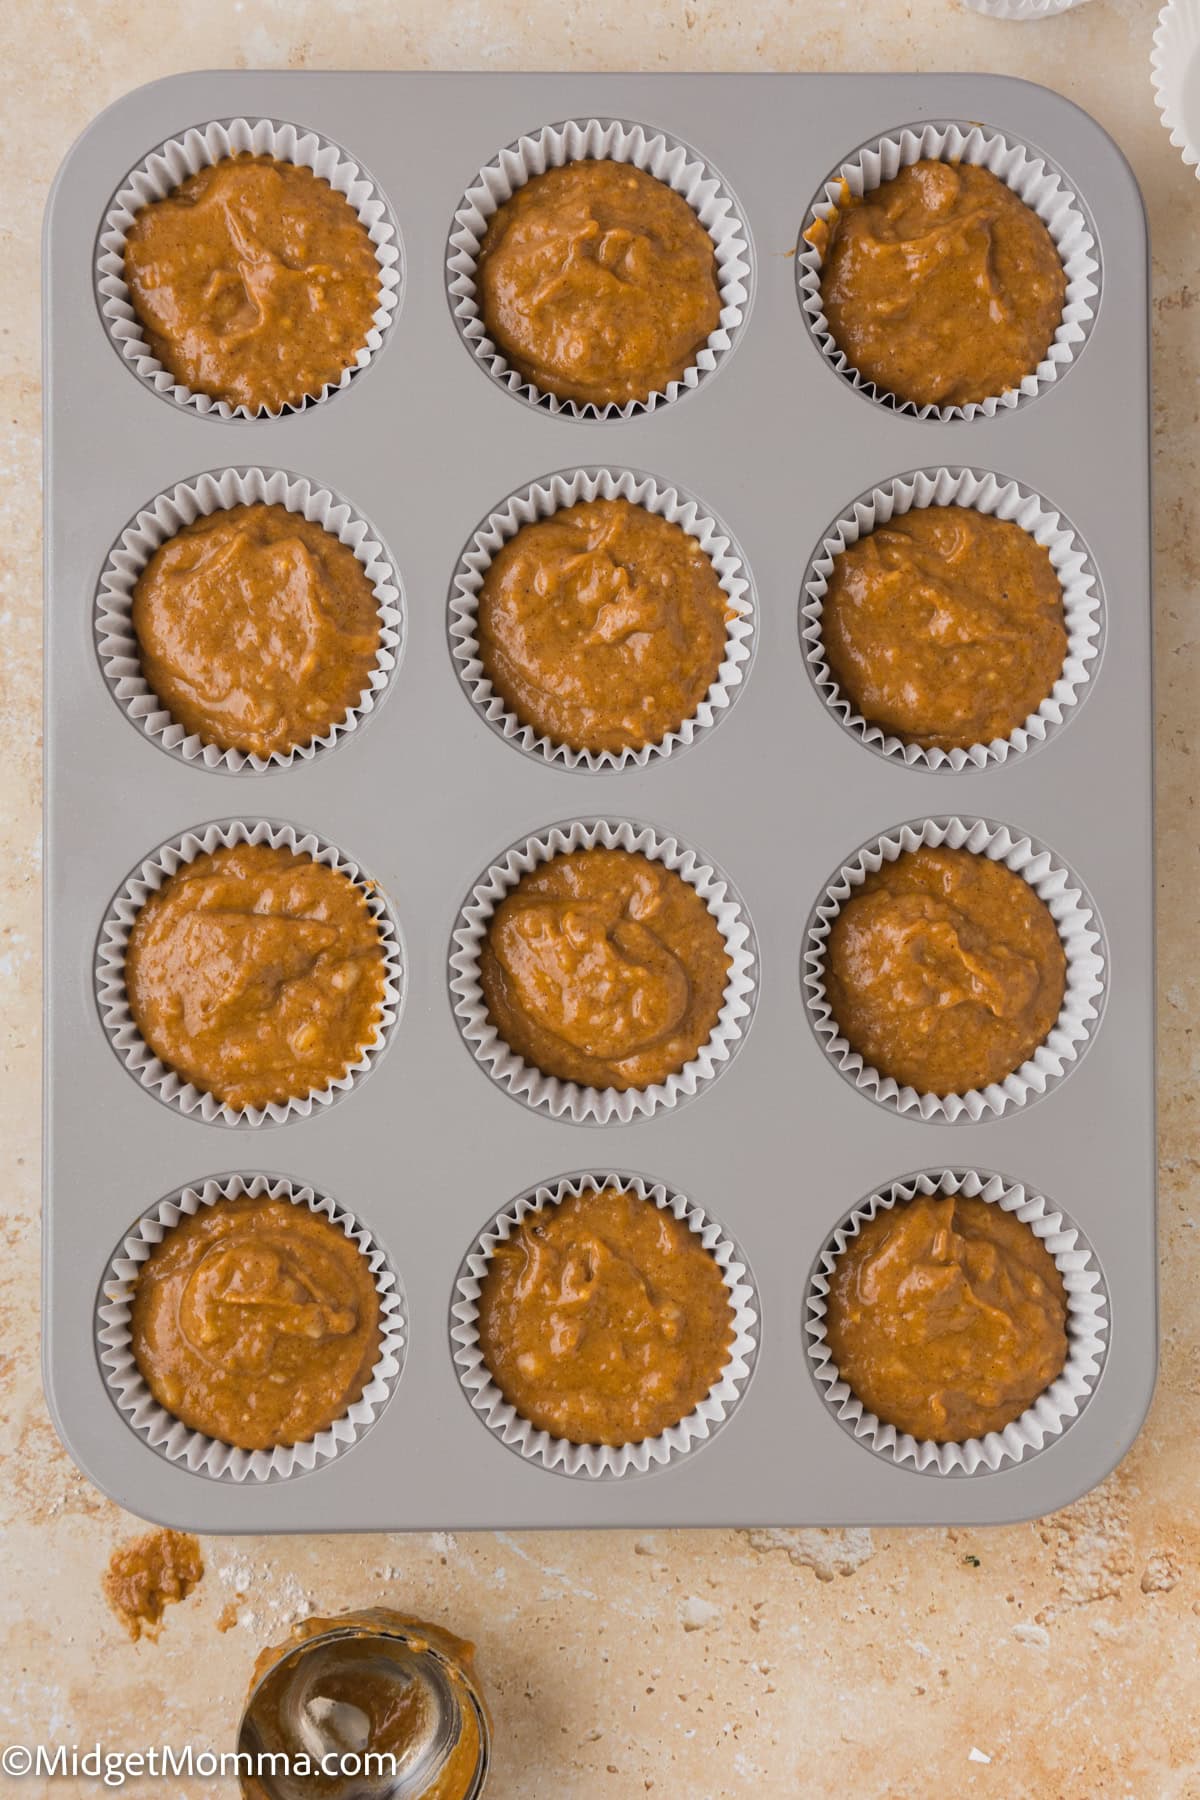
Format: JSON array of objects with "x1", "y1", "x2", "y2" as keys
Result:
[
  {"x1": 132, "y1": 503, "x2": 382, "y2": 759},
  {"x1": 123, "y1": 154, "x2": 381, "y2": 412},
  {"x1": 820, "y1": 505, "x2": 1068, "y2": 751},
  {"x1": 814, "y1": 159, "x2": 1066, "y2": 408},
  {"x1": 479, "y1": 847, "x2": 731, "y2": 1090},
  {"x1": 123, "y1": 842, "x2": 387, "y2": 1110},
  {"x1": 476, "y1": 160, "x2": 722, "y2": 406},
  {"x1": 824, "y1": 1192, "x2": 1069, "y2": 1442},
  {"x1": 476, "y1": 1185, "x2": 735, "y2": 1444},
  {"x1": 103, "y1": 1528, "x2": 204, "y2": 1642},
  {"x1": 476, "y1": 497, "x2": 732, "y2": 754},
  {"x1": 824, "y1": 846, "x2": 1066, "y2": 1096}
]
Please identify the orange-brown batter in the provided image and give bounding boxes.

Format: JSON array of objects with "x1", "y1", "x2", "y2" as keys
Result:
[
  {"x1": 477, "y1": 1186, "x2": 734, "y2": 1444},
  {"x1": 124, "y1": 842, "x2": 387, "y2": 1110},
  {"x1": 103, "y1": 1528, "x2": 204, "y2": 1642},
  {"x1": 132, "y1": 503, "x2": 382, "y2": 759},
  {"x1": 476, "y1": 160, "x2": 721, "y2": 406},
  {"x1": 815, "y1": 160, "x2": 1066, "y2": 408},
  {"x1": 123, "y1": 154, "x2": 381, "y2": 412},
  {"x1": 130, "y1": 1195, "x2": 382, "y2": 1451},
  {"x1": 477, "y1": 497, "x2": 731, "y2": 754},
  {"x1": 480, "y1": 847, "x2": 730, "y2": 1090},
  {"x1": 821, "y1": 505, "x2": 1067, "y2": 751},
  {"x1": 825, "y1": 847, "x2": 1066, "y2": 1096},
  {"x1": 242, "y1": 1610, "x2": 487, "y2": 1800},
  {"x1": 824, "y1": 1193, "x2": 1068, "y2": 1441}
]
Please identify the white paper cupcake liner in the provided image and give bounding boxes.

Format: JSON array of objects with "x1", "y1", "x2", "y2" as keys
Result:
[
  {"x1": 806, "y1": 1168, "x2": 1109, "y2": 1475},
  {"x1": 449, "y1": 467, "x2": 755, "y2": 771},
  {"x1": 796, "y1": 121, "x2": 1099, "y2": 420},
  {"x1": 801, "y1": 467, "x2": 1103, "y2": 771},
  {"x1": 451, "y1": 1170, "x2": 758, "y2": 1479},
  {"x1": 96, "y1": 819, "x2": 404, "y2": 1126},
  {"x1": 803, "y1": 816, "x2": 1107, "y2": 1123},
  {"x1": 449, "y1": 818, "x2": 757, "y2": 1124},
  {"x1": 1152, "y1": 0, "x2": 1200, "y2": 178},
  {"x1": 96, "y1": 467, "x2": 404, "y2": 774},
  {"x1": 96, "y1": 117, "x2": 402, "y2": 419},
  {"x1": 961, "y1": 0, "x2": 1094, "y2": 16},
  {"x1": 446, "y1": 118, "x2": 752, "y2": 421},
  {"x1": 97, "y1": 1173, "x2": 406, "y2": 1483}
]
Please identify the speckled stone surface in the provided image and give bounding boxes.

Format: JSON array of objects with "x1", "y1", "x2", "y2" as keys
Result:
[{"x1": 2, "y1": 3, "x2": 1198, "y2": 1795}]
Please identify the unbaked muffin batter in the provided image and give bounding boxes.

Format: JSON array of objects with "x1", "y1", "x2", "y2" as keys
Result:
[
  {"x1": 123, "y1": 154, "x2": 381, "y2": 412},
  {"x1": 476, "y1": 1186, "x2": 734, "y2": 1444},
  {"x1": 132, "y1": 503, "x2": 382, "y2": 758},
  {"x1": 815, "y1": 160, "x2": 1066, "y2": 408},
  {"x1": 825, "y1": 846, "x2": 1066, "y2": 1095},
  {"x1": 479, "y1": 847, "x2": 730, "y2": 1090},
  {"x1": 476, "y1": 160, "x2": 721, "y2": 406},
  {"x1": 124, "y1": 842, "x2": 387, "y2": 1110},
  {"x1": 824, "y1": 1192, "x2": 1068, "y2": 1441},
  {"x1": 821, "y1": 505, "x2": 1067, "y2": 750},
  {"x1": 130, "y1": 1195, "x2": 382, "y2": 1451},
  {"x1": 476, "y1": 497, "x2": 731, "y2": 754}
]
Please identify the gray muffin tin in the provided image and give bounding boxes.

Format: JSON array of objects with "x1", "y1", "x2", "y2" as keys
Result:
[{"x1": 43, "y1": 71, "x2": 1155, "y2": 1530}]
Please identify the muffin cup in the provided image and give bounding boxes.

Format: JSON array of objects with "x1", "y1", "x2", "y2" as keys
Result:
[
  {"x1": 960, "y1": 0, "x2": 1095, "y2": 15},
  {"x1": 446, "y1": 117, "x2": 752, "y2": 420},
  {"x1": 448, "y1": 466, "x2": 755, "y2": 771},
  {"x1": 96, "y1": 819, "x2": 404, "y2": 1127},
  {"x1": 796, "y1": 121, "x2": 1099, "y2": 420},
  {"x1": 800, "y1": 466, "x2": 1103, "y2": 771},
  {"x1": 450, "y1": 1170, "x2": 759, "y2": 1479},
  {"x1": 1152, "y1": 0, "x2": 1200, "y2": 179},
  {"x1": 96, "y1": 467, "x2": 404, "y2": 774},
  {"x1": 96, "y1": 117, "x2": 402, "y2": 420},
  {"x1": 96, "y1": 1173, "x2": 406, "y2": 1483},
  {"x1": 449, "y1": 818, "x2": 757, "y2": 1124},
  {"x1": 806, "y1": 1168, "x2": 1109, "y2": 1475},
  {"x1": 803, "y1": 816, "x2": 1106, "y2": 1123}
]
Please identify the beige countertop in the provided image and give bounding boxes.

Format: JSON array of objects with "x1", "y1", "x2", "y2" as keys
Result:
[{"x1": 2, "y1": 2, "x2": 1198, "y2": 1794}]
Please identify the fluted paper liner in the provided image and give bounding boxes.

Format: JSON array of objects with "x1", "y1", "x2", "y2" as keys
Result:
[
  {"x1": 796, "y1": 122, "x2": 1099, "y2": 419},
  {"x1": 803, "y1": 816, "x2": 1106, "y2": 1122},
  {"x1": 96, "y1": 467, "x2": 404, "y2": 773},
  {"x1": 96, "y1": 819, "x2": 404, "y2": 1126},
  {"x1": 801, "y1": 467, "x2": 1103, "y2": 771},
  {"x1": 447, "y1": 117, "x2": 752, "y2": 420},
  {"x1": 97, "y1": 1173, "x2": 406, "y2": 1483},
  {"x1": 451, "y1": 1171, "x2": 758, "y2": 1479},
  {"x1": 449, "y1": 467, "x2": 755, "y2": 770},
  {"x1": 1152, "y1": 0, "x2": 1200, "y2": 179},
  {"x1": 449, "y1": 818, "x2": 757, "y2": 1124},
  {"x1": 97, "y1": 117, "x2": 402, "y2": 419},
  {"x1": 806, "y1": 1168, "x2": 1109, "y2": 1475},
  {"x1": 961, "y1": 0, "x2": 1094, "y2": 15}
]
